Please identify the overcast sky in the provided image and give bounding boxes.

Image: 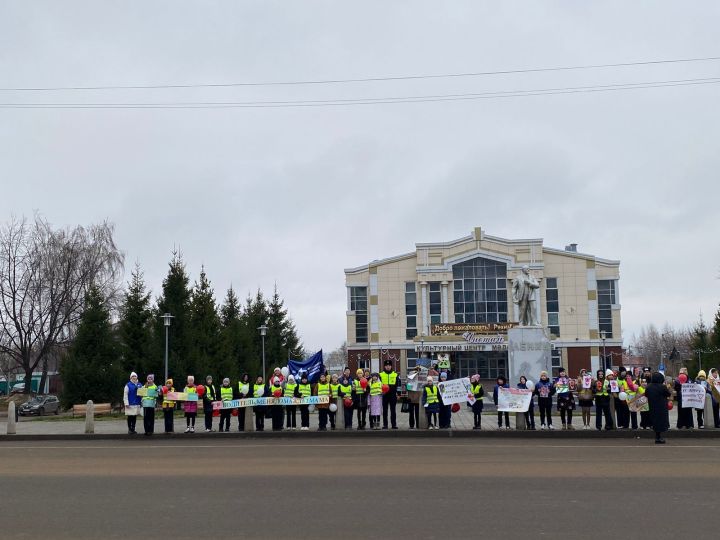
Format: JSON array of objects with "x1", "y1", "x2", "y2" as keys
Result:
[{"x1": 2, "y1": 2, "x2": 719, "y2": 354}]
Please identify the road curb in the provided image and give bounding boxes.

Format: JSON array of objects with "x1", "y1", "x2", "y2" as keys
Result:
[{"x1": 2, "y1": 429, "x2": 720, "y2": 442}]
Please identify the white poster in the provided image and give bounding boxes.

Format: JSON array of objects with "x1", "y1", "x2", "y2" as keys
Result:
[
  {"x1": 681, "y1": 383, "x2": 706, "y2": 409},
  {"x1": 497, "y1": 387, "x2": 532, "y2": 412},
  {"x1": 582, "y1": 375, "x2": 592, "y2": 389},
  {"x1": 609, "y1": 380, "x2": 619, "y2": 393},
  {"x1": 437, "y1": 377, "x2": 472, "y2": 405}
]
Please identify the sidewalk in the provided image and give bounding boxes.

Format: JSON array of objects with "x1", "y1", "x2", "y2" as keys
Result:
[{"x1": 3, "y1": 406, "x2": 718, "y2": 440}]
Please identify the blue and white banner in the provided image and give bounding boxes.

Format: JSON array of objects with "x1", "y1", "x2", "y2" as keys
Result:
[
  {"x1": 288, "y1": 350, "x2": 324, "y2": 383},
  {"x1": 212, "y1": 396, "x2": 330, "y2": 410}
]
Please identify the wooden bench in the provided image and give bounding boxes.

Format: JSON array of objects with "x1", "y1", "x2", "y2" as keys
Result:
[{"x1": 72, "y1": 403, "x2": 112, "y2": 417}]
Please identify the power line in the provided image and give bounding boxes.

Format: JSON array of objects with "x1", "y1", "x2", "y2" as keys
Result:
[
  {"x1": 2, "y1": 55, "x2": 720, "y2": 92},
  {"x1": 1, "y1": 76, "x2": 718, "y2": 109}
]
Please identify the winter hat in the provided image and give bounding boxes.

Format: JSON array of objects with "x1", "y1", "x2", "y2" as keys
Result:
[
  {"x1": 605, "y1": 369, "x2": 614, "y2": 377},
  {"x1": 273, "y1": 377, "x2": 281, "y2": 385},
  {"x1": 147, "y1": 374, "x2": 155, "y2": 382},
  {"x1": 384, "y1": 359, "x2": 392, "y2": 367},
  {"x1": 440, "y1": 372, "x2": 448, "y2": 380},
  {"x1": 288, "y1": 375, "x2": 296, "y2": 383},
  {"x1": 130, "y1": 372, "x2": 138, "y2": 379},
  {"x1": 426, "y1": 376, "x2": 434, "y2": 383},
  {"x1": 206, "y1": 375, "x2": 213, "y2": 382},
  {"x1": 697, "y1": 370, "x2": 707, "y2": 379},
  {"x1": 166, "y1": 378, "x2": 173, "y2": 386},
  {"x1": 356, "y1": 369, "x2": 363, "y2": 377},
  {"x1": 187, "y1": 375, "x2": 195, "y2": 384},
  {"x1": 540, "y1": 371, "x2": 548, "y2": 378},
  {"x1": 222, "y1": 378, "x2": 230, "y2": 385}
]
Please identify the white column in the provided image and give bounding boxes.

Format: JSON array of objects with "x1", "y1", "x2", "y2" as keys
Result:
[
  {"x1": 441, "y1": 281, "x2": 449, "y2": 323},
  {"x1": 420, "y1": 282, "x2": 429, "y2": 335}
]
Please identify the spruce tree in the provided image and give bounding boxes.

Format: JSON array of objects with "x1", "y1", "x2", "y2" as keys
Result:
[
  {"x1": 188, "y1": 266, "x2": 220, "y2": 380},
  {"x1": 242, "y1": 289, "x2": 268, "y2": 378},
  {"x1": 119, "y1": 263, "x2": 153, "y2": 376},
  {"x1": 154, "y1": 251, "x2": 192, "y2": 381},
  {"x1": 60, "y1": 286, "x2": 122, "y2": 408},
  {"x1": 217, "y1": 286, "x2": 248, "y2": 381},
  {"x1": 267, "y1": 284, "x2": 303, "y2": 368}
]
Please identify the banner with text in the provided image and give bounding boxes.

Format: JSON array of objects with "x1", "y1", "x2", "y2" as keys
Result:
[
  {"x1": 212, "y1": 396, "x2": 330, "y2": 410},
  {"x1": 437, "y1": 377, "x2": 473, "y2": 405},
  {"x1": 681, "y1": 384, "x2": 706, "y2": 409},
  {"x1": 497, "y1": 387, "x2": 533, "y2": 413}
]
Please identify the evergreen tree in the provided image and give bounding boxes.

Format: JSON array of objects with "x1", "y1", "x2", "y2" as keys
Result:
[
  {"x1": 217, "y1": 286, "x2": 248, "y2": 381},
  {"x1": 154, "y1": 251, "x2": 192, "y2": 381},
  {"x1": 242, "y1": 289, "x2": 268, "y2": 378},
  {"x1": 118, "y1": 263, "x2": 153, "y2": 376},
  {"x1": 266, "y1": 284, "x2": 303, "y2": 369},
  {"x1": 188, "y1": 266, "x2": 220, "y2": 379},
  {"x1": 60, "y1": 286, "x2": 122, "y2": 408}
]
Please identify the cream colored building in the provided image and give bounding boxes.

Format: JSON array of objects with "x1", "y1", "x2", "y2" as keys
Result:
[{"x1": 344, "y1": 227, "x2": 621, "y2": 381}]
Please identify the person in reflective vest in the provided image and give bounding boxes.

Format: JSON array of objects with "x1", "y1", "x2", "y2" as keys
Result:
[
  {"x1": 298, "y1": 373, "x2": 312, "y2": 431},
  {"x1": 183, "y1": 376, "x2": 198, "y2": 433},
  {"x1": 237, "y1": 373, "x2": 250, "y2": 432},
  {"x1": 284, "y1": 375, "x2": 299, "y2": 430},
  {"x1": 380, "y1": 360, "x2": 399, "y2": 429},
  {"x1": 593, "y1": 369, "x2": 614, "y2": 430},
  {"x1": 219, "y1": 378, "x2": 234, "y2": 432},
  {"x1": 338, "y1": 376, "x2": 353, "y2": 429},
  {"x1": 614, "y1": 366, "x2": 631, "y2": 429},
  {"x1": 251, "y1": 375, "x2": 268, "y2": 432},
  {"x1": 329, "y1": 374, "x2": 340, "y2": 430},
  {"x1": 470, "y1": 375, "x2": 484, "y2": 430},
  {"x1": 141, "y1": 374, "x2": 158, "y2": 436},
  {"x1": 203, "y1": 375, "x2": 217, "y2": 432},
  {"x1": 353, "y1": 369, "x2": 369, "y2": 430},
  {"x1": 316, "y1": 373, "x2": 331, "y2": 431},
  {"x1": 161, "y1": 378, "x2": 175, "y2": 434},
  {"x1": 369, "y1": 373, "x2": 383, "y2": 430},
  {"x1": 270, "y1": 377, "x2": 284, "y2": 431},
  {"x1": 298, "y1": 373, "x2": 312, "y2": 430},
  {"x1": 422, "y1": 377, "x2": 439, "y2": 429}
]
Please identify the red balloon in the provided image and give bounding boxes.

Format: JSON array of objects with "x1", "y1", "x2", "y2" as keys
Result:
[
  {"x1": 273, "y1": 389, "x2": 282, "y2": 397},
  {"x1": 197, "y1": 385, "x2": 205, "y2": 397},
  {"x1": 360, "y1": 378, "x2": 368, "y2": 389},
  {"x1": 231, "y1": 409, "x2": 239, "y2": 416},
  {"x1": 381, "y1": 384, "x2": 389, "y2": 394},
  {"x1": 343, "y1": 398, "x2": 353, "y2": 408},
  {"x1": 451, "y1": 403, "x2": 460, "y2": 413},
  {"x1": 677, "y1": 374, "x2": 688, "y2": 384},
  {"x1": 162, "y1": 386, "x2": 168, "y2": 394},
  {"x1": 212, "y1": 409, "x2": 220, "y2": 417},
  {"x1": 667, "y1": 401, "x2": 674, "y2": 411}
]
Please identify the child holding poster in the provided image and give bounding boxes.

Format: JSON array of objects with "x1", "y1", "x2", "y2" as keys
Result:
[
  {"x1": 517, "y1": 376, "x2": 535, "y2": 430},
  {"x1": 535, "y1": 371, "x2": 555, "y2": 430},
  {"x1": 555, "y1": 368, "x2": 575, "y2": 430},
  {"x1": 493, "y1": 376, "x2": 510, "y2": 430},
  {"x1": 577, "y1": 369, "x2": 594, "y2": 430},
  {"x1": 422, "y1": 376, "x2": 440, "y2": 429},
  {"x1": 183, "y1": 376, "x2": 198, "y2": 433}
]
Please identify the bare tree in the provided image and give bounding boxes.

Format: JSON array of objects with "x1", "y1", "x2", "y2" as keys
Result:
[{"x1": 0, "y1": 216, "x2": 124, "y2": 393}]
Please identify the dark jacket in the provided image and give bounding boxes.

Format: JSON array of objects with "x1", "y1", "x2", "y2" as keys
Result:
[
  {"x1": 534, "y1": 379, "x2": 555, "y2": 399},
  {"x1": 645, "y1": 372, "x2": 671, "y2": 432},
  {"x1": 202, "y1": 383, "x2": 217, "y2": 411}
]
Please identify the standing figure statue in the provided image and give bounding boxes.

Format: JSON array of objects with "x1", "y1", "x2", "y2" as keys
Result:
[{"x1": 512, "y1": 265, "x2": 540, "y2": 326}]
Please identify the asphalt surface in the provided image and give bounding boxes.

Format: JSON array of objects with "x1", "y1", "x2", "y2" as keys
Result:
[{"x1": 2, "y1": 438, "x2": 719, "y2": 540}]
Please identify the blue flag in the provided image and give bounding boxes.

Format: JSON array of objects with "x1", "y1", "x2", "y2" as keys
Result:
[{"x1": 288, "y1": 350, "x2": 324, "y2": 383}]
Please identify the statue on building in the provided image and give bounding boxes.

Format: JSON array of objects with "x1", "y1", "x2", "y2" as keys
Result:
[{"x1": 512, "y1": 265, "x2": 540, "y2": 326}]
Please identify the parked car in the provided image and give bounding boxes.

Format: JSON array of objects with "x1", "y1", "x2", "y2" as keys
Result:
[{"x1": 18, "y1": 395, "x2": 60, "y2": 416}]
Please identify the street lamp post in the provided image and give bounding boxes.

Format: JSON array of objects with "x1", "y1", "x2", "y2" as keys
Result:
[
  {"x1": 600, "y1": 330, "x2": 607, "y2": 371},
  {"x1": 258, "y1": 324, "x2": 268, "y2": 379},
  {"x1": 160, "y1": 313, "x2": 174, "y2": 382}
]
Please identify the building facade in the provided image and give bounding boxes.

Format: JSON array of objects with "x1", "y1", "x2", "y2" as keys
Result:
[{"x1": 344, "y1": 227, "x2": 622, "y2": 382}]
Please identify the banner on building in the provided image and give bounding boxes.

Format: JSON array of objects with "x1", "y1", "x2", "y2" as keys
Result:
[
  {"x1": 212, "y1": 396, "x2": 330, "y2": 410},
  {"x1": 437, "y1": 354, "x2": 451, "y2": 369},
  {"x1": 497, "y1": 387, "x2": 532, "y2": 412},
  {"x1": 681, "y1": 384, "x2": 706, "y2": 409},
  {"x1": 627, "y1": 395, "x2": 649, "y2": 413},
  {"x1": 437, "y1": 377, "x2": 472, "y2": 405}
]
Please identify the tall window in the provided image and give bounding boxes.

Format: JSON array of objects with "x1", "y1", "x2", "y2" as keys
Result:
[
  {"x1": 405, "y1": 282, "x2": 417, "y2": 340},
  {"x1": 429, "y1": 282, "x2": 442, "y2": 325},
  {"x1": 350, "y1": 286, "x2": 368, "y2": 343},
  {"x1": 551, "y1": 348, "x2": 562, "y2": 378},
  {"x1": 452, "y1": 258, "x2": 508, "y2": 323},
  {"x1": 545, "y1": 277, "x2": 560, "y2": 337},
  {"x1": 597, "y1": 280, "x2": 615, "y2": 338}
]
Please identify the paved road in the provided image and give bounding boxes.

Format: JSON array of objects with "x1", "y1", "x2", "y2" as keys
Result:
[{"x1": 2, "y1": 438, "x2": 719, "y2": 539}]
